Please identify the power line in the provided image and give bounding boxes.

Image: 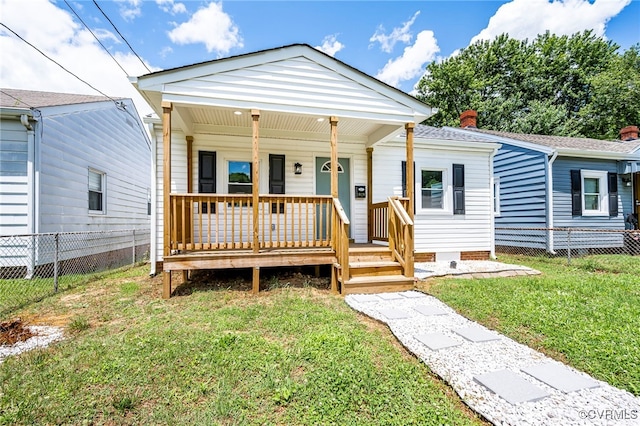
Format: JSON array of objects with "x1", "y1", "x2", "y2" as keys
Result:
[
  {"x1": 1, "y1": 89, "x2": 36, "y2": 109},
  {"x1": 0, "y1": 22, "x2": 118, "y2": 102},
  {"x1": 63, "y1": 0, "x2": 129, "y2": 76},
  {"x1": 92, "y1": 0, "x2": 152, "y2": 73}
]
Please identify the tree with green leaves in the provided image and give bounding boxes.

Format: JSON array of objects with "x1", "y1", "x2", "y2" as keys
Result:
[{"x1": 416, "y1": 31, "x2": 640, "y2": 139}]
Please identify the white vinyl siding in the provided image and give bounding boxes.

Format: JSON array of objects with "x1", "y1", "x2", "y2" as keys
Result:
[
  {"x1": 373, "y1": 143, "x2": 494, "y2": 255},
  {"x1": 38, "y1": 101, "x2": 151, "y2": 233}
]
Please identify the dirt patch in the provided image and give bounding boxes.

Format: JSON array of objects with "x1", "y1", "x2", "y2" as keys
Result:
[{"x1": 0, "y1": 318, "x2": 34, "y2": 345}]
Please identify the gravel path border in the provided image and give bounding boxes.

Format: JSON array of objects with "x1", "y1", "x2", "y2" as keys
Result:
[
  {"x1": 346, "y1": 291, "x2": 640, "y2": 426},
  {"x1": 0, "y1": 326, "x2": 64, "y2": 363},
  {"x1": 415, "y1": 260, "x2": 540, "y2": 280}
]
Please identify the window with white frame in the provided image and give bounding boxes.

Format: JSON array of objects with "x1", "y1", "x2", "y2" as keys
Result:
[
  {"x1": 421, "y1": 169, "x2": 445, "y2": 210},
  {"x1": 581, "y1": 170, "x2": 608, "y2": 215},
  {"x1": 88, "y1": 169, "x2": 105, "y2": 213},
  {"x1": 228, "y1": 161, "x2": 252, "y2": 194}
]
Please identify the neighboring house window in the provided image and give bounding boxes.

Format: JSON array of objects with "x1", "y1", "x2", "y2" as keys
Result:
[
  {"x1": 493, "y1": 177, "x2": 501, "y2": 216},
  {"x1": 228, "y1": 161, "x2": 252, "y2": 194},
  {"x1": 421, "y1": 170, "x2": 445, "y2": 209},
  {"x1": 88, "y1": 169, "x2": 105, "y2": 213},
  {"x1": 0, "y1": 139, "x2": 27, "y2": 176},
  {"x1": 571, "y1": 169, "x2": 618, "y2": 217}
]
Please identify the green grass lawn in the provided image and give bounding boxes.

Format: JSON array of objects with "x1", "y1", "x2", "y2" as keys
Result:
[
  {"x1": 0, "y1": 266, "x2": 483, "y2": 425},
  {"x1": 419, "y1": 254, "x2": 640, "y2": 396}
]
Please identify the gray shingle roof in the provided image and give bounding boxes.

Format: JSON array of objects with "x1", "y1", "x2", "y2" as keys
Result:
[
  {"x1": 0, "y1": 88, "x2": 113, "y2": 109},
  {"x1": 468, "y1": 128, "x2": 640, "y2": 154},
  {"x1": 405, "y1": 124, "x2": 498, "y2": 143}
]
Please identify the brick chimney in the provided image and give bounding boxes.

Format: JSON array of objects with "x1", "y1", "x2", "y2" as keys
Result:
[
  {"x1": 460, "y1": 110, "x2": 478, "y2": 128},
  {"x1": 620, "y1": 125, "x2": 639, "y2": 141}
]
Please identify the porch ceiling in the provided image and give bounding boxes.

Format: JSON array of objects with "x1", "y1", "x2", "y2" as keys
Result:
[{"x1": 172, "y1": 103, "x2": 404, "y2": 145}]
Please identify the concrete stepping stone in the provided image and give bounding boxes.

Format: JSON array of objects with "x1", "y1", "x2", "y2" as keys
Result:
[
  {"x1": 474, "y1": 369, "x2": 550, "y2": 404},
  {"x1": 400, "y1": 291, "x2": 427, "y2": 299},
  {"x1": 378, "y1": 293, "x2": 404, "y2": 300},
  {"x1": 350, "y1": 294, "x2": 380, "y2": 303},
  {"x1": 521, "y1": 363, "x2": 600, "y2": 393},
  {"x1": 413, "y1": 305, "x2": 448, "y2": 316},
  {"x1": 378, "y1": 308, "x2": 411, "y2": 320},
  {"x1": 414, "y1": 333, "x2": 462, "y2": 351},
  {"x1": 452, "y1": 326, "x2": 500, "y2": 342}
]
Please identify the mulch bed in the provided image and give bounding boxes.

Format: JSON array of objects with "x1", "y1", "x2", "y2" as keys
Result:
[{"x1": 0, "y1": 319, "x2": 34, "y2": 346}]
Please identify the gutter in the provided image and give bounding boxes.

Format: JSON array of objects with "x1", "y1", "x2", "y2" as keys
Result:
[{"x1": 546, "y1": 151, "x2": 558, "y2": 254}]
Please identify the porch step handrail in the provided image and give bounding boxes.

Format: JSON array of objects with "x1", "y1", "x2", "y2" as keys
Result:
[
  {"x1": 388, "y1": 197, "x2": 414, "y2": 277},
  {"x1": 331, "y1": 197, "x2": 350, "y2": 292}
]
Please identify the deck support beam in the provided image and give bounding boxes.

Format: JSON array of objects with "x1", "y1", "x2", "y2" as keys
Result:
[
  {"x1": 252, "y1": 266, "x2": 260, "y2": 294},
  {"x1": 162, "y1": 101, "x2": 173, "y2": 299},
  {"x1": 252, "y1": 110, "x2": 260, "y2": 254},
  {"x1": 405, "y1": 123, "x2": 414, "y2": 220},
  {"x1": 330, "y1": 117, "x2": 339, "y2": 198}
]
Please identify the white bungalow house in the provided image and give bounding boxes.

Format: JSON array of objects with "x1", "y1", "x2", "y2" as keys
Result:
[
  {"x1": 132, "y1": 44, "x2": 498, "y2": 297},
  {"x1": 0, "y1": 89, "x2": 151, "y2": 275}
]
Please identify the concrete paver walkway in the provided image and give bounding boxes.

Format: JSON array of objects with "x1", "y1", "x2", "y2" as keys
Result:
[{"x1": 346, "y1": 291, "x2": 640, "y2": 426}]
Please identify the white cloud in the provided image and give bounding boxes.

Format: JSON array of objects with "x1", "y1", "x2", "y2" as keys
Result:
[
  {"x1": 116, "y1": 0, "x2": 143, "y2": 21},
  {"x1": 375, "y1": 30, "x2": 440, "y2": 87},
  {"x1": 156, "y1": 0, "x2": 187, "y2": 15},
  {"x1": 0, "y1": 0, "x2": 156, "y2": 117},
  {"x1": 471, "y1": 0, "x2": 631, "y2": 44},
  {"x1": 315, "y1": 35, "x2": 344, "y2": 57},
  {"x1": 168, "y1": 2, "x2": 242, "y2": 56},
  {"x1": 94, "y1": 29, "x2": 121, "y2": 45},
  {"x1": 370, "y1": 11, "x2": 420, "y2": 53},
  {"x1": 159, "y1": 46, "x2": 174, "y2": 59}
]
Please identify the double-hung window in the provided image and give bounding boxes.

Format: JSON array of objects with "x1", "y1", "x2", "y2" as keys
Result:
[
  {"x1": 88, "y1": 169, "x2": 105, "y2": 213},
  {"x1": 228, "y1": 161, "x2": 252, "y2": 194},
  {"x1": 421, "y1": 170, "x2": 445, "y2": 209},
  {"x1": 571, "y1": 169, "x2": 618, "y2": 217}
]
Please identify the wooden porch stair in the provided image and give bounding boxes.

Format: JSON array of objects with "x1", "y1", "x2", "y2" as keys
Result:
[{"x1": 337, "y1": 246, "x2": 415, "y2": 295}]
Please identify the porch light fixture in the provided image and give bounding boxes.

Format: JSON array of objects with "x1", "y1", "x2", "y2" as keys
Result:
[
  {"x1": 294, "y1": 162, "x2": 303, "y2": 175},
  {"x1": 622, "y1": 175, "x2": 632, "y2": 187}
]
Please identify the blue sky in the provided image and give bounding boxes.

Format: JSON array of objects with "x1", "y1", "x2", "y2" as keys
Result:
[{"x1": 1, "y1": 0, "x2": 638, "y2": 116}]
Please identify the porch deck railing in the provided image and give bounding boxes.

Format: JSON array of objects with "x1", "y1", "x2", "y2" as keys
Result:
[
  {"x1": 387, "y1": 197, "x2": 414, "y2": 276},
  {"x1": 331, "y1": 197, "x2": 350, "y2": 291},
  {"x1": 368, "y1": 197, "x2": 410, "y2": 242},
  {"x1": 169, "y1": 194, "x2": 334, "y2": 251}
]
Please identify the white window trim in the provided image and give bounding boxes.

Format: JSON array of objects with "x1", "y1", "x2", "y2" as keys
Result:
[
  {"x1": 418, "y1": 167, "x2": 450, "y2": 214},
  {"x1": 581, "y1": 170, "x2": 609, "y2": 216},
  {"x1": 88, "y1": 168, "x2": 106, "y2": 214},
  {"x1": 493, "y1": 177, "x2": 501, "y2": 217}
]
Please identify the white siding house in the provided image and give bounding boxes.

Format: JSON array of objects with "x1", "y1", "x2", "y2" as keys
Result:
[
  {"x1": 373, "y1": 126, "x2": 500, "y2": 261},
  {"x1": 0, "y1": 89, "x2": 151, "y2": 269}
]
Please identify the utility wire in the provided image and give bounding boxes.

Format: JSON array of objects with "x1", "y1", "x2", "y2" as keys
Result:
[
  {"x1": 92, "y1": 0, "x2": 151, "y2": 73},
  {"x1": 0, "y1": 22, "x2": 118, "y2": 102},
  {"x1": 63, "y1": 0, "x2": 129, "y2": 76},
  {"x1": 1, "y1": 89, "x2": 36, "y2": 109}
]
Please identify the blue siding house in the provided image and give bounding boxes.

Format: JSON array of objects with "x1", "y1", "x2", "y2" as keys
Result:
[{"x1": 449, "y1": 112, "x2": 640, "y2": 253}]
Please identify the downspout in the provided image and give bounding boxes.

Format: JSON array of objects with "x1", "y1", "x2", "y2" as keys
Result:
[
  {"x1": 489, "y1": 147, "x2": 498, "y2": 259},
  {"x1": 21, "y1": 114, "x2": 36, "y2": 278},
  {"x1": 149, "y1": 122, "x2": 158, "y2": 276},
  {"x1": 546, "y1": 151, "x2": 558, "y2": 254}
]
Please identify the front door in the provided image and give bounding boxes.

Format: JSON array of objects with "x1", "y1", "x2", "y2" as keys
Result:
[{"x1": 316, "y1": 157, "x2": 351, "y2": 238}]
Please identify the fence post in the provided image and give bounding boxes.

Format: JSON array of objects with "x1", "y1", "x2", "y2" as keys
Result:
[
  {"x1": 53, "y1": 233, "x2": 59, "y2": 292},
  {"x1": 132, "y1": 229, "x2": 136, "y2": 265},
  {"x1": 567, "y1": 229, "x2": 572, "y2": 265}
]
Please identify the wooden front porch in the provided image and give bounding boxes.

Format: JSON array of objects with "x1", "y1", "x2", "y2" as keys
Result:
[{"x1": 162, "y1": 194, "x2": 414, "y2": 297}]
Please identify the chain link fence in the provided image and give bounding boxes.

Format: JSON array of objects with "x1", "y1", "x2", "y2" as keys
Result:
[
  {"x1": 496, "y1": 227, "x2": 640, "y2": 262},
  {"x1": 0, "y1": 229, "x2": 150, "y2": 318}
]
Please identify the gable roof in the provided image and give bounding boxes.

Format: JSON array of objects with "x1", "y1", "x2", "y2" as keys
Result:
[
  {"x1": 133, "y1": 44, "x2": 434, "y2": 124},
  {"x1": 0, "y1": 88, "x2": 113, "y2": 110}
]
